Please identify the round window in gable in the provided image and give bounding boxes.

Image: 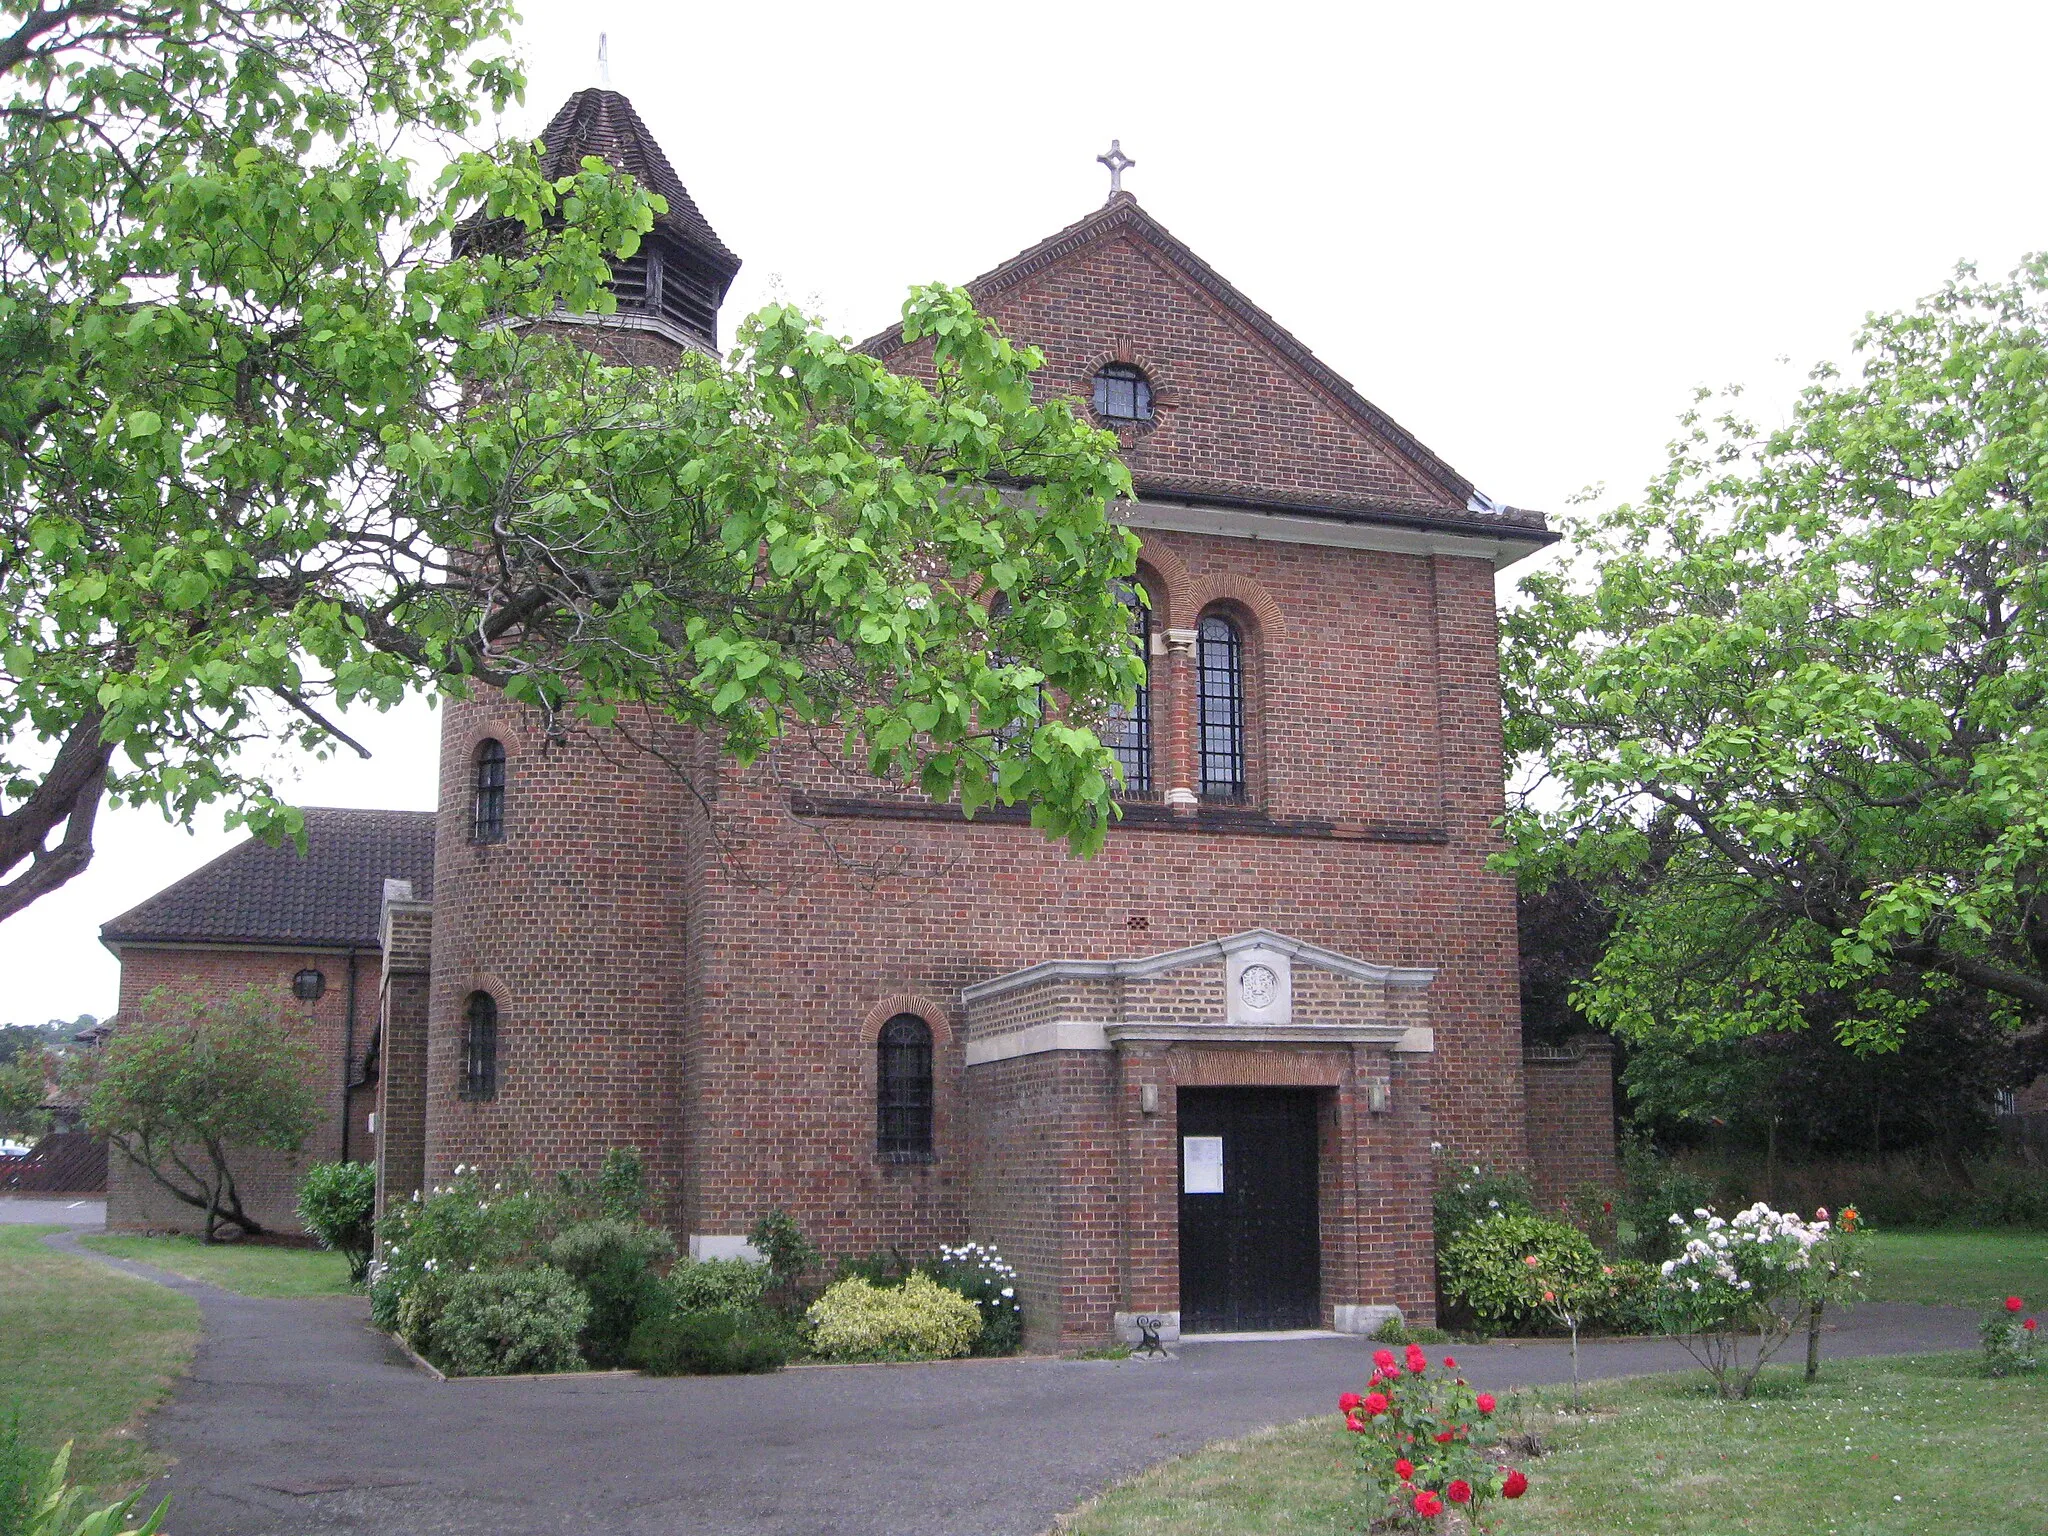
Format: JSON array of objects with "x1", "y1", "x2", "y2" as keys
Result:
[
  {"x1": 1093, "y1": 363, "x2": 1153, "y2": 423},
  {"x1": 292, "y1": 968, "x2": 326, "y2": 1002}
]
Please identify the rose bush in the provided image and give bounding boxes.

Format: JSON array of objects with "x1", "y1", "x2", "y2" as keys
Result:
[
  {"x1": 1343, "y1": 1346, "x2": 1529, "y2": 1529},
  {"x1": 1980, "y1": 1293, "x2": 2042, "y2": 1377}
]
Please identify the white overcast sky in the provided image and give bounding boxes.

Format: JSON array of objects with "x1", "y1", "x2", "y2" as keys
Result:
[{"x1": 4, "y1": 0, "x2": 2044, "y2": 1026}]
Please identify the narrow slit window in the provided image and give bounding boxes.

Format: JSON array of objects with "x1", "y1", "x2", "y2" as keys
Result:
[
  {"x1": 460, "y1": 992, "x2": 498, "y2": 1102},
  {"x1": 877, "y1": 1014, "x2": 934, "y2": 1161},
  {"x1": 1107, "y1": 583, "x2": 1152, "y2": 795},
  {"x1": 472, "y1": 739, "x2": 506, "y2": 843},
  {"x1": 1197, "y1": 614, "x2": 1247, "y2": 802}
]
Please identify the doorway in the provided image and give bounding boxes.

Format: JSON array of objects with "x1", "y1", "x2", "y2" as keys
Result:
[{"x1": 1176, "y1": 1087, "x2": 1321, "y2": 1332}]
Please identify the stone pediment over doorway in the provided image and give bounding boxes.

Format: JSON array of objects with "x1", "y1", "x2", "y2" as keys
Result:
[{"x1": 959, "y1": 929, "x2": 1435, "y2": 1066}]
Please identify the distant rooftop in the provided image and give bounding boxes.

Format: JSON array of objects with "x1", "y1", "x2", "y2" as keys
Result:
[{"x1": 100, "y1": 808, "x2": 436, "y2": 951}]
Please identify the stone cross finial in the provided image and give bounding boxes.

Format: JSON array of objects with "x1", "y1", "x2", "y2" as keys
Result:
[{"x1": 1096, "y1": 139, "x2": 1135, "y2": 198}]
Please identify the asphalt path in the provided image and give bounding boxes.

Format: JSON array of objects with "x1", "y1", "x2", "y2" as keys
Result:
[{"x1": 44, "y1": 1228, "x2": 1979, "y2": 1536}]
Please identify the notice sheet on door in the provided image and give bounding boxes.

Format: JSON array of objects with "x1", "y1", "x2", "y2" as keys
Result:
[{"x1": 1182, "y1": 1135, "x2": 1223, "y2": 1195}]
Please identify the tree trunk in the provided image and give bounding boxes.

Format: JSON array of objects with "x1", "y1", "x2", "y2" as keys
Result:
[
  {"x1": 1765, "y1": 1114, "x2": 1778, "y2": 1207},
  {"x1": 1805, "y1": 1299, "x2": 1823, "y2": 1383}
]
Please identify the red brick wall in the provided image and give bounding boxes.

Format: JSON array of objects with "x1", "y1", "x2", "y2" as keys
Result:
[
  {"x1": 1523, "y1": 1037, "x2": 1618, "y2": 1214},
  {"x1": 107, "y1": 944, "x2": 378, "y2": 1235}
]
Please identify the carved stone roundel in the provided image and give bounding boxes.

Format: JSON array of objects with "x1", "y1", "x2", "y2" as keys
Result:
[{"x1": 1240, "y1": 963, "x2": 1278, "y2": 1009}]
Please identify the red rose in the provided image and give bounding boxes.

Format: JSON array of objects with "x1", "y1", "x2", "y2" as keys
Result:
[
  {"x1": 1405, "y1": 1344, "x2": 1428, "y2": 1373},
  {"x1": 1502, "y1": 1469, "x2": 1529, "y2": 1499},
  {"x1": 1476, "y1": 1392, "x2": 1497, "y2": 1414},
  {"x1": 1346, "y1": 1412, "x2": 1367, "y2": 1433},
  {"x1": 1442, "y1": 1355, "x2": 1456, "y2": 1369},
  {"x1": 1434, "y1": 1430, "x2": 1455, "y2": 1443},
  {"x1": 1446, "y1": 1480, "x2": 1472, "y2": 1505},
  {"x1": 1374, "y1": 1348, "x2": 1397, "y2": 1370},
  {"x1": 1364, "y1": 1392, "x2": 1390, "y2": 1417},
  {"x1": 2026, "y1": 1318, "x2": 2039, "y2": 1332},
  {"x1": 1602, "y1": 1199, "x2": 1613, "y2": 1213},
  {"x1": 2007, "y1": 1295, "x2": 2025, "y2": 1313},
  {"x1": 1394, "y1": 1458, "x2": 1415, "y2": 1481},
  {"x1": 1412, "y1": 1490, "x2": 1444, "y2": 1518},
  {"x1": 1339, "y1": 1391, "x2": 1363, "y2": 1412}
]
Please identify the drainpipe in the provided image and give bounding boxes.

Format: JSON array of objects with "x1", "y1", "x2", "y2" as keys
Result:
[{"x1": 339, "y1": 946, "x2": 359, "y2": 1162}]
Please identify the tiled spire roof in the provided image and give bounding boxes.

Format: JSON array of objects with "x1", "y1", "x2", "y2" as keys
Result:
[
  {"x1": 100, "y1": 808, "x2": 436, "y2": 950},
  {"x1": 537, "y1": 88, "x2": 740, "y2": 280}
]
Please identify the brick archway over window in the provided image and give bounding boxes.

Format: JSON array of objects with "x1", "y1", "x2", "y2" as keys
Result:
[
  {"x1": 1132, "y1": 540, "x2": 1192, "y2": 632},
  {"x1": 859, "y1": 993, "x2": 955, "y2": 1046},
  {"x1": 456, "y1": 712, "x2": 528, "y2": 765},
  {"x1": 1185, "y1": 571, "x2": 1286, "y2": 642}
]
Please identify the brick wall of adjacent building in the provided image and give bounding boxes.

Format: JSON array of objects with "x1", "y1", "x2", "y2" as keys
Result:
[
  {"x1": 107, "y1": 945, "x2": 379, "y2": 1235},
  {"x1": 374, "y1": 900, "x2": 432, "y2": 1216},
  {"x1": 1523, "y1": 1036, "x2": 1618, "y2": 1214}
]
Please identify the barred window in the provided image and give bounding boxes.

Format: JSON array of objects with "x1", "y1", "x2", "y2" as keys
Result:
[
  {"x1": 472, "y1": 739, "x2": 506, "y2": 843},
  {"x1": 460, "y1": 992, "x2": 498, "y2": 1101},
  {"x1": 877, "y1": 1014, "x2": 934, "y2": 1161},
  {"x1": 1093, "y1": 363, "x2": 1153, "y2": 422},
  {"x1": 1106, "y1": 583, "x2": 1152, "y2": 794},
  {"x1": 1197, "y1": 613, "x2": 1247, "y2": 802}
]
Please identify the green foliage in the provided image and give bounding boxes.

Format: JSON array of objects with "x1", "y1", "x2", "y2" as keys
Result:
[
  {"x1": 665, "y1": 1256, "x2": 770, "y2": 1316},
  {"x1": 1500, "y1": 256, "x2": 2048, "y2": 1048},
  {"x1": 1597, "y1": 1259, "x2": 1667, "y2": 1334},
  {"x1": 805, "y1": 1273, "x2": 983, "y2": 1362},
  {"x1": 1614, "y1": 1136, "x2": 1717, "y2": 1263},
  {"x1": 0, "y1": 1411, "x2": 37, "y2": 1536},
  {"x1": 1981, "y1": 1299, "x2": 2043, "y2": 1377},
  {"x1": 930, "y1": 1242, "x2": 1025, "y2": 1356},
  {"x1": 747, "y1": 1207, "x2": 821, "y2": 1311},
  {"x1": 368, "y1": 1165, "x2": 558, "y2": 1333},
  {"x1": 1365, "y1": 1315, "x2": 1451, "y2": 1345},
  {"x1": 597, "y1": 1148, "x2": 646, "y2": 1222},
  {"x1": 294, "y1": 1161, "x2": 376, "y2": 1283},
  {"x1": 1439, "y1": 1214, "x2": 1606, "y2": 1332},
  {"x1": 425, "y1": 1265, "x2": 588, "y2": 1378},
  {"x1": 8, "y1": 1443, "x2": 166, "y2": 1536},
  {"x1": 626, "y1": 1309, "x2": 788, "y2": 1376},
  {"x1": 67, "y1": 989, "x2": 317, "y2": 1240},
  {"x1": 0, "y1": 0, "x2": 1140, "y2": 924},
  {"x1": 833, "y1": 1249, "x2": 915, "y2": 1289},
  {"x1": 1671, "y1": 1149, "x2": 2048, "y2": 1231},
  {"x1": 1431, "y1": 1153, "x2": 1536, "y2": 1247},
  {"x1": 0, "y1": 1049, "x2": 51, "y2": 1141},
  {"x1": 544, "y1": 1218, "x2": 674, "y2": 1369}
]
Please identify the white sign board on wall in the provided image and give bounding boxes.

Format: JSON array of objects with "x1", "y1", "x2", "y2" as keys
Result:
[{"x1": 1182, "y1": 1135, "x2": 1224, "y2": 1195}]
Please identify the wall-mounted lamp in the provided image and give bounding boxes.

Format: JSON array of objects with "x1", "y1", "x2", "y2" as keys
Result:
[
  {"x1": 1139, "y1": 1083, "x2": 1160, "y2": 1116},
  {"x1": 1367, "y1": 1081, "x2": 1391, "y2": 1114}
]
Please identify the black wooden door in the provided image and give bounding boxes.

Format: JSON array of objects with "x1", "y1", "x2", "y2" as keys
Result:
[{"x1": 1177, "y1": 1088, "x2": 1321, "y2": 1333}]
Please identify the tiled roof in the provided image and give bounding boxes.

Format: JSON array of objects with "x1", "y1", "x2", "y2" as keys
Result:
[
  {"x1": 100, "y1": 808, "x2": 436, "y2": 950},
  {"x1": 537, "y1": 88, "x2": 741, "y2": 278},
  {"x1": 860, "y1": 192, "x2": 1551, "y2": 540}
]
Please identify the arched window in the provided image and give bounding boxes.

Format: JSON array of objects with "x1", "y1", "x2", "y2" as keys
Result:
[
  {"x1": 1093, "y1": 363, "x2": 1153, "y2": 423},
  {"x1": 1106, "y1": 582, "x2": 1151, "y2": 794},
  {"x1": 460, "y1": 992, "x2": 498, "y2": 1101},
  {"x1": 876, "y1": 1014, "x2": 934, "y2": 1161},
  {"x1": 471, "y1": 739, "x2": 506, "y2": 843},
  {"x1": 1197, "y1": 613, "x2": 1246, "y2": 802}
]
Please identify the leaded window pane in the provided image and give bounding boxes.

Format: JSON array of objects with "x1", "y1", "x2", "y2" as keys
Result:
[
  {"x1": 460, "y1": 992, "x2": 498, "y2": 1101},
  {"x1": 472, "y1": 740, "x2": 506, "y2": 843},
  {"x1": 1093, "y1": 364, "x2": 1152, "y2": 422},
  {"x1": 877, "y1": 1014, "x2": 934, "y2": 1160},
  {"x1": 1197, "y1": 614, "x2": 1246, "y2": 802},
  {"x1": 1107, "y1": 584, "x2": 1152, "y2": 794}
]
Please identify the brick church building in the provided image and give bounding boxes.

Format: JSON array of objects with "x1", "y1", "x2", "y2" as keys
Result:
[{"x1": 99, "y1": 88, "x2": 1614, "y2": 1349}]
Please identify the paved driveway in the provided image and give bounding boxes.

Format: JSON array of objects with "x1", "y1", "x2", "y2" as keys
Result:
[
  {"x1": 0, "y1": 1195, "x2": 104, "y2": 1225},
  {"x1": 52, "y1": 1232, "x2": 1978, "y2": 1536}
]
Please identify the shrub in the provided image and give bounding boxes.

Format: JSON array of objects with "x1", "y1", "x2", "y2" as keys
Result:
[
  {"x1": 554, "y1": 1146, "x2": 650, "y2": 1223},
  {"x1": 1340, "y1": 1345, "x2": 1528, "y2": 1526},
  {"x1": 1367, "y1": 1315, "x2": 1451, "y2": 1345},
  {"x1": 368, "y1": 1165, "x2": 558, "y2": 1333},
  {"x1": 1439, "y1": 1214, "x2": 1603, "y2": 1332},
  {"x1": 806, "y1": 1273, "x2": 983, "y2": 1361},
  {"x1": 628, "y1": 1309, "x2": 789, "y2": 1375},
  {"x1": 666, "y1": 1255, "x2": 770, "y2": 1316},
  {"x1": 1594, "y1": 1258, "x2": 1665, "y2": 1333},
  {"x1": 832, "y1": 1248, "x2": 914, "y2": 1288},
  {"x1": 1615, "y1": 1136, "x2": 1716, "y2": 1263},
  {"x1": 296, "y1": 1160, "x2": 377, "y2": 1284},
  {"x1": 1431, "y1": 1152, "x2": 1535, "y2": 1247},
  {"x1": 1980, "y1": 1294, "x2": 2043, "y2": 1377},
  {"x1": 546, "y1": 1219, "x2": 675, "y2": 1368},
  {"x1": 426, "y1": 1265, "x2": 589, "y2": 1377},
  {"x1": 930, "y1": 1241, "x2": 1025, "y2": 1356}
]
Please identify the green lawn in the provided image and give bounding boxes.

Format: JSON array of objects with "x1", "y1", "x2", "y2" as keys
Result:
[
  {"x1": 0, "y1": 1225, "x2": 198, "y2": 1500},
  {"x1": 1058, "y1": 1354, "x2": 2046, "y2": 1536},
  {"x1": 79, "y1": 1232, "x2": 355, "y2": 1299},
  {"x1": 1858, "y1": 1229, "x2": 2048, "y2": 1308}
]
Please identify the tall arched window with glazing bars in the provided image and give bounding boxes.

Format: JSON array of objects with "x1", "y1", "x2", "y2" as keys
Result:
[
  {"x1": 471, "y1": 739, "x2": 506, "y2": 843},
  {"x1": 1197, "y1": 613, "x2": 1246, "y2": 802},
  {"x1": 876, "y1": 1014, "x2": 935, "y2": 1160},
  {"x1": 459, "y1": 991, "x2": 498, "y2": 1101},
  {"x1": 1106, "y1": 582, "x2": 1151, "y2": 795}
]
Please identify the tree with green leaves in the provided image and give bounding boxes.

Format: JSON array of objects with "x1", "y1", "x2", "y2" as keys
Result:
[
  {"x1": 70, "y1": 987, "x2": 319, "y2": 1239},
  {"x1": 0, "y1": 0, "x2": 1141, "y2": 921},
  {"x1": 1502, "y1": 257, "x2": 2048, "y2": 1054}
]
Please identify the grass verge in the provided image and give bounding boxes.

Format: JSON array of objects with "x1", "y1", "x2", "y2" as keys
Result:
[
  {"x1": 1057, "y1": 1353, "x2": 2046, "y2": 1536},
  {"x1": 80, "y1": 1232, "x2": 354, "y2": 1299},
  {"x1": 1858, "y1": 1229, "x2": 2048, "y2": 1308},
  {"x1": 0, "y1": 1225, "x2": 198, "y2": 1500}
]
